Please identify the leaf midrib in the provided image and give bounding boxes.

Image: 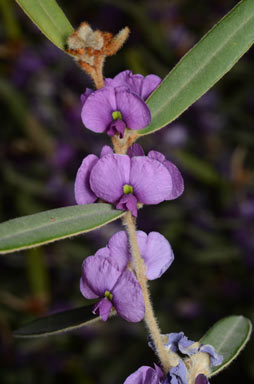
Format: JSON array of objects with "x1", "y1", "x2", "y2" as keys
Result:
[
  {"x1": 38, "y1": 0, "x2": 63, "y2": 35},
  {"x1": 215, "y1": 317, "x2": 243, "y2": 352},
  {"x1": 149, "y1": 6, "x2": 253, "y2": 121}
]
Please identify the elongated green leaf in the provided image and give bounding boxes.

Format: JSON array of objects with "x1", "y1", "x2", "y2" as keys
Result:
[
  {"x1": 200, "y1": 315, "x2": 252, "y2": 376},
  {"x1": 14, "y1": 304, "x2": 99, "y2": 337},
  {"x1": 15, "y1": 0, "x2": 73, "y2": 50},
  {"x1": 139, "y1": 0, "x2": 254, "y2": 135},
  {"x1": 0, "y1": 204, "x2": 125, "y2": 254}
]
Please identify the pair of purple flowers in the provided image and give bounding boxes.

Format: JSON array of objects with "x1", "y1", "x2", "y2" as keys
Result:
[
  {"x1": 81, "y1": 70, "x2": 161, "y2": 137},
  {"x1": 80, "y1": 230, "x2": 174, "y2": 322},
  {"x1": 124, "y1": 331, "x2": 223, "y2": 384},
  {"x1": 76, "y1": 70, "x2": 184, "y2": 216}
]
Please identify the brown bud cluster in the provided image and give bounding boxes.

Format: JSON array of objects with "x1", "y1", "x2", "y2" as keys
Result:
[{"x1": 66, "y1": 22, "x2": 130, "y2": 88}]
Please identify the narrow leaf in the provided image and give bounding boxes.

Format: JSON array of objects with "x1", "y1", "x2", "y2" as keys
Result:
[
  {"x1": 139, "y1": 0, "x2": 254, "y2": 135},
  {"x1": 15, "y1": 0, "x2": 73, "y2": 50},
  {"x1": 0, "y1": 204, "x2": 125, "y2": 254},
  {"x1": 200, "y1": 315, "x2": 252, "y2": 376},
  {"x1": 13, "y1": 304, "x2": 99, "y2": 337}
]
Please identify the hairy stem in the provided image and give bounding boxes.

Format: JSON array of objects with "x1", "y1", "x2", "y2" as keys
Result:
[{"x1": 123, "y1": 211, "x2": 179, "y2": 374}]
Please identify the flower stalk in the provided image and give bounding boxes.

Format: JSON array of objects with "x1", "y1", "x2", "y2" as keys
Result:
[{"x1": 123, "y1": 211, "x2": 179, "y2": 374}]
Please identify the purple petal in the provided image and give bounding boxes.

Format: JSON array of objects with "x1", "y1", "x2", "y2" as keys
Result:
[
  {"x1": 195, "y1": 374, "x2": 210, "y2": 384},
  {"x1": 199, "y1": 344, "x2": 223, "y2": 367},
  {"x1": 90, "y1": 154, "x2": 130, "y2": 203},
  {"x1": 80, "y1": 88, "x2": 93, "y2": 105},
  {"x1": 130, "y1": 157, "x2": 172, "y2": 204},
  {"x1": 100, "y1": 145, "x2": 114, "y2": 157},
  {"x1": 74, "y1": 154, "x2": 98, "y2": 205},
  {"x1": 127, "y1": 143, "x2": 145, "y2": 157},
  {"x1": 105, "y1": 70, "x2": 143, "y2": 94},
  {"x1": 162, "y1": 160, "x2": 184, "y2": 200},
  {"x1": 148, "y1": 150, "x2": 166, "y2": 163},
  {"x1": 93, "y1": 298, "x2": 112, "y2": 321},
  {"x1": 81, "y1": 87, "x2": 117, "y2": 133},
  {"x1": 80, "y1": 276, "x2": 98, "y2": 299},
  {"x1": 148, "y1": 151, "x2": 184, "y2": 200},
  {"x1": 112, "y1": 270, "x2": 145, "y2": 322},
  {"x1": 163, "y1": 361, "x2": 188, "y2": 384},
  {"x1": 116, "y1": 194, "x2": 138, "y2": 216},
  {"x1": 140, "y1": 232, "x2": 174, "y2": 280},
  {"x1": 165, "y1": 332, "x2": 197, "y2": 356},
  {"x1": 115, "y1": 87, "x2": 151, "y2": 130},
  {"x1": 123, "y1": 364, "x2": 163, "y2": 384},
  {"x1": 81, "y1": 255, "x2": 122, "y2": 297},
  {"x1": 107, "y1": 118, "x2": 126, "y2": 138},
  {"x1": 140, "y1": 74, "x2": 162, "y2": 100},
  {"x1": 105, "y1": 70, "x2": 161, "y2": 100},
  {"x1": 94, "y1": 246, "x2": 111, "y2": 258},
  {"x1": 107, "y1": 231, "x2": 130, "y2": 271}
]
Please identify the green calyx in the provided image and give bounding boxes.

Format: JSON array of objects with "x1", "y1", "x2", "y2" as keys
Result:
[
  {"x1": 104, "y1": 290, "x2": 113, "y2": 301},
  {"x1": 123, "y1": 184, "x2": 133, "y2": 194},
  {"x1": 112, "y1": 110, "x2": 122, "y2": 120}
]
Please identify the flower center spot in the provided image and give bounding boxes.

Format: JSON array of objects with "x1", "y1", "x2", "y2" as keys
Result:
[
  {"x1": 112, "y1": 110, "x2": 122, "y2": 120},
  {"x1": 123, "y1": 184, "x2": 133, "y2": 194},
  {"x1": 104, "y1": 290, "x2": 113, "y2": 301}
]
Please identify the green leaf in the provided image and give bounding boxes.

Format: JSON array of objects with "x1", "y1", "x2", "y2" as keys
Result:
[
  {"x1": 200, "y1": 315, "x2": 252, "y2": 376},
  {"x1": 0, "y1": 204, "x2": 125, "y2": 254},
  {"x1": 15, "y1": 0, "x2": 73, "y2": 50},
  {"x1": 139, "y1": 0, "x2": 254, "y2": 135},
  {"x1": 13, "y1": 304, "x2": 99, "y2": 337}
]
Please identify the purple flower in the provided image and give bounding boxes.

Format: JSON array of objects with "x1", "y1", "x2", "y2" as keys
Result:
[
  {"x1": 123, "y1": 362, "x2": 188, "y2": 384},
  {"x1": 163, "y1": 361, "x2": 188, "y2": 384},
  {"x1": 156, "y1": 332, "x2": 223, "y2": 367},
  {"x1": 80, "y1": 229, "x2": 173, "y2": 321},
  {"x1": 128, "y1": 143, "x2": 184, "y2": 200},
  {"x1": 105, "y1": 70, "x2": 161, "y2": 100},
  {"x1": 164, "y1": 332, "x2": 197, "y2": 356},
  {"x1": 123, "y1": 364, "x2": 164, "y2": 384},
  {"x1": 195, "y1": 374, "x2": 210, "y2": 384},
  {"x1": 80, "y1": 252, "x2": 145, "y2": 322},
  {"x1": 199, "y1": 344, "x2": 223, "y2": 367},
  {"x1": 104, "y1": 230, "x2": 174, "y2": 280},
  {"x1": 75, "y1": 145, "x2": 184, "y2": 216},
  {"x1": 81, "y1": 85, "x2": 151, "y2": 137}
]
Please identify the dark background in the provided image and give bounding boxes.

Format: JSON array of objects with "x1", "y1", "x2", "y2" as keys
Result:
[{"x1": 0, "y1": 0, "x2": 253, "y2": 383}]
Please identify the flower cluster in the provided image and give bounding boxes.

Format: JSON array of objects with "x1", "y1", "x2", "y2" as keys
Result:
[
  {"x1": 75, "y1": 69, "x2": 222, "y2": 384},
  {"x1": 80, "y1": 230, "x2": 174, "y2": 322},
  {"x1": 124, "y1": 331, "x2": 223, "y2": 384}
]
